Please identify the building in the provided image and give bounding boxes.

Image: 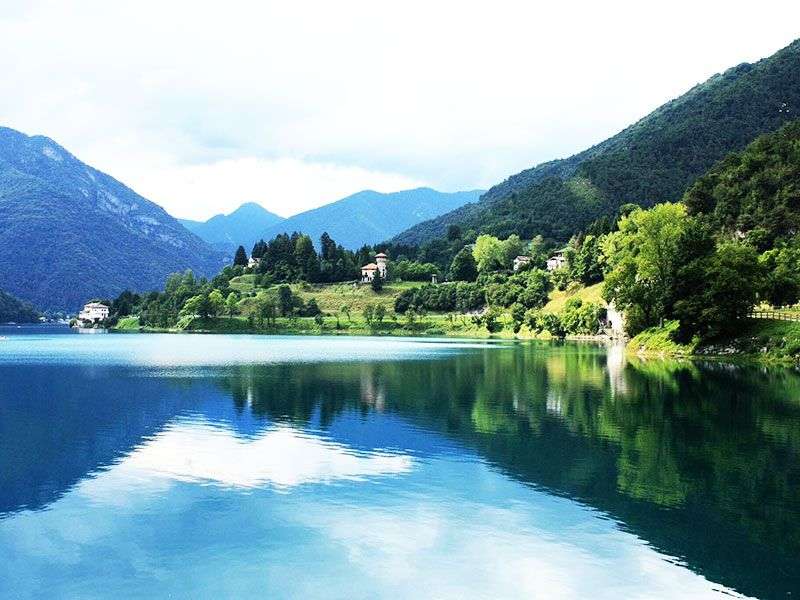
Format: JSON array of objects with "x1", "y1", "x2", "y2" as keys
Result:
[
  {"x1": 361, "y1": 253, "x2": 388, "y2": 282},
  {"x1": 248, "y1": 256, "x2": 261, "y2": 269},
  {"x1": 546, "y1": 251, "x2": 567, "y2": 271},
  {"x1": 78, "y1": 302, "x2": 109, "y2": 323},
  {"x1": 513, "y1": 255, "x2": 531, "y2": 271}
]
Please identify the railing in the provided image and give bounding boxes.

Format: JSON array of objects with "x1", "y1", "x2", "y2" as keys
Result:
[{"x1": 749, "y1": 311, "x2": 800, "y2": 322}]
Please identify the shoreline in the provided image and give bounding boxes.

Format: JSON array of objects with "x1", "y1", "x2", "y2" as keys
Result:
[{"x1": 106, "y1": 318, "x2": 799, "y2": 365}]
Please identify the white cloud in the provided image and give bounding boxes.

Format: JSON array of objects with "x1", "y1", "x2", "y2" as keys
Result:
[
  {"x1": 126, "y1": 157, "x2": 427, "y2": 219},
  {"x1": 92, "y1": 420, "x2": 413, "y2": 491},
  {"x1": 1, "y1": 0, "x2": 799, "y2": 219}
]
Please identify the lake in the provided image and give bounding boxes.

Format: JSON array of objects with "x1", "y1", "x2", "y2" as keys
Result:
[{"x1": 1, "y1": 326, "x2": 799, "y2": 598}]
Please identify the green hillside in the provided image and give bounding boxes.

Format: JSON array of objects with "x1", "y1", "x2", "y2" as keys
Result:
[
  {"x1": 0, "y1": 288, "x2": 39, "y2": 323},
  {"x1": 394, "y1": 39, "x2": 800, "y2": 246}
]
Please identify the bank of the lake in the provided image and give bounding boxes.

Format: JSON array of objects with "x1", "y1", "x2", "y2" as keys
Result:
[
  {"x1": 112, "y1": 313, "x2": 800, "y2": 365},
  {"x1": 629, "y1": 318, "x2": 800, "y2": 364}
]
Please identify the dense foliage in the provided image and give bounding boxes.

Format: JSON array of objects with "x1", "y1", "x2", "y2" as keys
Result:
[
  {"x1": 684, "y1": 119, "x2": 800, "y2": 250},
  {"x1": 394, "y1": 39, "x2": 800, "y2": 247}
]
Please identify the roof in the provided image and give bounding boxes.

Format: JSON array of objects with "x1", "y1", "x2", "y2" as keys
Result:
[
  {"x1": 83, "y1": 302, "x2": 108, "y2": 308},
  {"x1": 361, "y1": 263, "x2": 378, "y2": 270},
  {"x1": 375, "y1": 253, "x2": 388, "y2": 258},
  {"x1": 515, "y1": 255, "x2": 531, "y2": 261}
]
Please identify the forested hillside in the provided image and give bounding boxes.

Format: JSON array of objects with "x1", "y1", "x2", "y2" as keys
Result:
[
  {"x1": 394, "y1": 38, "x2": 800, "y2": 246},
  {"x1": 0, "y1": 289, "x2": 39, "y2": 323},
  {"x1": 0, "y1": 127, "x2": 225, "y2": 311}
]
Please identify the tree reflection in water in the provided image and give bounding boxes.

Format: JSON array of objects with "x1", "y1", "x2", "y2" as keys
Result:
[{"x1": 214, "y1": 342, "x2": 800, "y2": 598}]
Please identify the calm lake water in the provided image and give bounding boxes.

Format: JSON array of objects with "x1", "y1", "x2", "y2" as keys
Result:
[{"x1": 1, "y1": 326, "x2": 799, "y2": 599}]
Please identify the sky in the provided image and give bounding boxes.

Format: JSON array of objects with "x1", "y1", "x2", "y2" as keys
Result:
[{"x1": 1, "y1": 1, "x2": 799, "y2": 220}]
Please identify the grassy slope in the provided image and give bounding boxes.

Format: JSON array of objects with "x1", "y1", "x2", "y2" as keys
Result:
[
  {"x1": 630, "y1": 319, "x2": 800, "y2": 362},
  {"x1": 543, "y1": 282, "x2": 604, "y2": 313}
]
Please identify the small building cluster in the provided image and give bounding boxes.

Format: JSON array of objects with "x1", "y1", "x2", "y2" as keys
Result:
[
  {"x1": 546, "y1": 250, "x2": 567, "y2": 271},
  {"x1": 361, "y1": 253, "x2": 388, "y2": 282},
  {"x1": 513, "y1": 255, "x2": 531, "y2": 271},
  {"x1": 78, "y1": 302, "x2": 109, "y2": 324},
  {"x1": 248, "y1": 256, "x2": 261, "y2": 269}
]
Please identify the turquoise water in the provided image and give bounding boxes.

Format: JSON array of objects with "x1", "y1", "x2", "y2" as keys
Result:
[{"x1": 1, "y1": 326, "x2": 799, "y2": 598}]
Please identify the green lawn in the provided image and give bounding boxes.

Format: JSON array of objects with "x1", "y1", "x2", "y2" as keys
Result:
[{"x1": 227, "y1": 276, "x2": 420, "y2": 314}]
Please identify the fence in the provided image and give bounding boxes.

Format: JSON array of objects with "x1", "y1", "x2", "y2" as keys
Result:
[{"x1": 748, "y1": 311, "x2": 800, "y2": 322}]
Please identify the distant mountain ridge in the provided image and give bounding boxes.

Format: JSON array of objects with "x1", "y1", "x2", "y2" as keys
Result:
[
  {"x1": 257, "y1": 187, "x2": 483, "y2": 250},
  {"x1": 180, "y1": 202, "x2": 285, "y2": 253},
  {"x1": 0, "y1": 127, "x2": 225, "y2": 311},
  {"x1": 393, "y1": 38, "x2": 800, "y2": 246}
]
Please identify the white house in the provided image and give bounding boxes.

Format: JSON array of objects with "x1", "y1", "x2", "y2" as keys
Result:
[
  {"x1": 513, "y1": 255, "x2": 531, "y2": 271},
  {"x1": 546, "y1": 251, "x2": 567, "y2": 271},
  {"x1": 248, "y1": 256, "x2": 262, "y2": 269},
  {"x1": 78, "y1": 302, "x2": 109, "y2": 323},
  {"x1": 361, "y1": 253, "x2": 388, "y2": 282}
]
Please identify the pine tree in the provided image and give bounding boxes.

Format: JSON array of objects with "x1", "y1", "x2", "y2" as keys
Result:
[
  {"x1": 371, "y1": 272, "x2": 383, "y2": 292},
  {"x1": 233, "y1": 245, "x2": 248, "y2": 266}
]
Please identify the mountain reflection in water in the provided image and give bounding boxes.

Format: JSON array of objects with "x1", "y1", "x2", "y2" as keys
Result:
[{"x1": 1, "y1": 334, "x2": 798, "y2": 598}]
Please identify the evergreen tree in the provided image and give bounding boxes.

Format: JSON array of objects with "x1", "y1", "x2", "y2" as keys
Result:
[
  {"x1": 371, "y1": 272, "x2": 384, "y2": 292},
  {"x1": 233, "y1": 245, "x2": 248, "y2": 267}
]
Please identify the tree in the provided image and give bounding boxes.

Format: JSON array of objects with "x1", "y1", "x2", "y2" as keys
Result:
[
  {"x1": 673, "y1": 242, "x2": 763, "y2": 340},
  {"x1": 304, "y1": 298, "x2": 321, "y2": 317},
  {"x1": 277, "y1": 285, "x2": 294, "y2": 316},
  {"x1": 340, "y1": 304, "x2": 352, "y2": 323},
  {"x1": 371, "y1": 272, "x2": 384, "y2": 292},
  {"x1": 473, "y1": 235, "x2": 505, "y2": 273},
  {"x1": 257, "y1": 296, "x2": 277, "y2": 328},
  {"x1": 363, "y1": 304, "x2": 375, "y2": 326},
  {"x1": 447, "y1": 224, "x2": 462, "y2": 241},
  {"x1": 320, "y1": 232, "x2": 337, "y2": 261},
  {"x1": 602, "y1": 203, "x2": 689, "y2": 333},
  {"x1": 208, "y1": 289, "x2": 225, "y2": 317},
  {"x1": 510, "y1": 303, "x2": 526, "y2": 334},
  {"x1": 449, "y1": 247, "x2": 478, "y2": 282},
  {"x1": 225, "y1": 292, "x2": 238, "y2": 317},
  {"x1": 234, "y1": 245, "x2": 248, "y2": 267},
  {"x1": 571, "y1": 234, "x2": 604, "y2": 285},
  {"x1": 760, "y1": 241, "x2": 800, "y2": 307},
  {"x1": 374, "y1": 304, "x2": 386, "y2": 323},
  {"x1": 500, "y1": 235, "x2": 525, "y2": 267}
]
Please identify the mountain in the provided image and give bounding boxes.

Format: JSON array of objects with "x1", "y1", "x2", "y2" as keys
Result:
[
  {"x1": 0, "y1": 288, "x2": 39, "y2": 323},
  {"x1": 259, "y1": 188, "x2": 483, "y2": 250},
  {"x1": 0, "y1": 127, "x2": 225, "y2": 311},
  {"x1": 180, "y1": 202, "x2": 285, "y2": 253},
  {"x1": 394, "y1": 38, "x2": 800, "y2": 246}
]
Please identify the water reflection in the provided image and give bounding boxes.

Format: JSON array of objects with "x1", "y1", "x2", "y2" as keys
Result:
[{"x1": 1, "y1": 337, "x2": 799, "y2": 598}]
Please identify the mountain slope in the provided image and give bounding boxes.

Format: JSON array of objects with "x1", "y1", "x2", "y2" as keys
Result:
[
  {"x1": 0, "y1": 127, "x2": 225, "y2": 311},
  {"x1": 394, "y1": 38, "x2": 800, "y2": 246},
  {"x1": 0, "y1": 288, "x2": 39, "y2": 323},
  {"x1": 259, "y1": 188, "x2": 483, "y2": 249},
  {"x1": 180, "y1": 202, "x2": 285, "y2": 253}
]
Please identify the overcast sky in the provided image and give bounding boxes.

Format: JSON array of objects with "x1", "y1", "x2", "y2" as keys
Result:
[{"x1": 1, "y1": 1, "x2": 798, "y2": 220}]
